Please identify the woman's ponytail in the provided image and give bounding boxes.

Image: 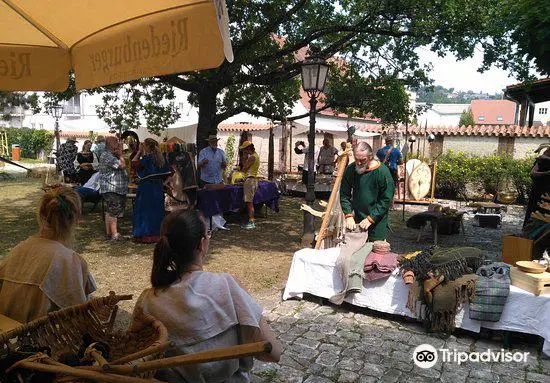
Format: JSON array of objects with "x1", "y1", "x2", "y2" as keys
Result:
[
  {"x1": 151, "y1": 236, "x2": 181, "y2": 287},
  {"x1": 150, "y1": 210, "x2": 206, "y2": 289}
]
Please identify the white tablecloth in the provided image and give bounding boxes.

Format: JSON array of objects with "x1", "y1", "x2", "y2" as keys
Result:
[{"x1": 283, "y1": 248, "x2": 550, "y2": 356}]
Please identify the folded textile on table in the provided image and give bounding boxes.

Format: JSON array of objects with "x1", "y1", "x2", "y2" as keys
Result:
[
  {"x1": 403, "y1": 246, "x2": 484, "y2": 332},
  {"x1": 428, "y1": 274, "x2": 478, "y2": 332},
  {"x1": 400, "y1": 246, "x2": 485, "y2": 282},
  {"x1": 364, "y1": 241, "x2": 398, "y2": 281},
  {"x1": 329, "y1": 231, "x2": 372, "y2": 305},
  {"x1": 469, "y1": 262, "x2": 510, "y2": 322}
]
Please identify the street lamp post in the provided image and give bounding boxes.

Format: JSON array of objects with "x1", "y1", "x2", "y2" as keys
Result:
[
  {"x1": 300, "y1": 58, "x2": 329, "y2": 247},
  {"x1": 50, "y1": 104, "x2": 64, "y2": 155}
]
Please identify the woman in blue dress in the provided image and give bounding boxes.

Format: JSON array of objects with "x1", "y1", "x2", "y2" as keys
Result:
[{"x1": 131, "y1": 138, "x2": 170, "y2": 243}]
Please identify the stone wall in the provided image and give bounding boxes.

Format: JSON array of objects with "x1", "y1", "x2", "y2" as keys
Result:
[
  {"x1": 442, "y1": 135, "x2": 499, "y2": 156},
  {"x1": 514, "y1": 137, "x2": 548, "y2": 158}
]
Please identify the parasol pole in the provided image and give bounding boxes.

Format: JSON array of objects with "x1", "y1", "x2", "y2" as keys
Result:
[{"x1": 402, "y1": 121, "x2": 408, "y2": 222}]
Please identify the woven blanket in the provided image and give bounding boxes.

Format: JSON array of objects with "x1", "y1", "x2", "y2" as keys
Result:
[
  {"x1": 469, "y1": 262, "x2": 510, "y2": 322},
  {"x1": 400, "y1": 246, "x2": 485, "y2": 282}
]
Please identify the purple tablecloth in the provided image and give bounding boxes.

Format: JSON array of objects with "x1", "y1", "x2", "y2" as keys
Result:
[{"x1": 198, "y1": 181, "x2": 280, "y2": 217}]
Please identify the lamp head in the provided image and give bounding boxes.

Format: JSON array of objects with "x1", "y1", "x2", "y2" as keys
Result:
[
  {"x1": 50, "y1": 104, "x2": 64, "y2": 119},
  {"x1": 300, "y1": 58, "x2": 329, "y2": 94},
  {"x1": 427, "y1": 133, "x2": 436, "y2": 143},
  {"x1": 408, "y1": 135, "x2": 417, "y2": 143}
]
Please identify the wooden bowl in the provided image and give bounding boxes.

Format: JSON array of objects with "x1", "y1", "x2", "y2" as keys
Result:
[{"x1": 516, "y1": 261, "x2": 547, "y2": 274}]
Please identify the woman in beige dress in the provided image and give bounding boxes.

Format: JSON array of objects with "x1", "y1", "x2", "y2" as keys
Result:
[
  {"x1": 131, "y1": 209, "x2": 281, "y2": 382},
  {"x1": 0, "y1": 187, "x2": 96, "y2": 323}
]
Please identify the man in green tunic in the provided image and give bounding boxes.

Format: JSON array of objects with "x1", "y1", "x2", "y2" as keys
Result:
[{"x1": 340, "y1": 142, "x2": 395, "y2": 241}]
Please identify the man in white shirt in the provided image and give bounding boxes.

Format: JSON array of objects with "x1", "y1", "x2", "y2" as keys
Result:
[
  {"x1": 295, "y1": 141, "x2": 319, "y2": 184},
  {"x1": 197, "y1": 135, "x2": 227, "y2": 187}
]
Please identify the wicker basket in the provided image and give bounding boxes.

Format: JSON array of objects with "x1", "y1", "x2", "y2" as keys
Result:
[{"x1": 0, "y1": 292, "x2": 168, "y2": 382}]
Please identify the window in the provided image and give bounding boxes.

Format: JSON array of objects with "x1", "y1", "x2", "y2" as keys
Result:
[
  {"x1": 539, "y1": 108, "x2": 548, "y2": 115},
  {"x1": 64, "y1": 95, "x2": 81, "y2": 115},
  {"x1": 178, "y1": 102, "x2": 184, "y2": 112},
  {"x1": 31, "y1": 123, "x2": 36, "y2": 129},
  {"x1": 39, "y1": 123, "x2": 43, "y2": 129},
  {"x1": 497, "y1": 116, "x2": 503, "y2": 121},
  {"x1": 478, "y1": 116, "x2": 485, "y2": 121}
]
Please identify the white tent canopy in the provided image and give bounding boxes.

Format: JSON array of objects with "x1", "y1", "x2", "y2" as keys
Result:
[
  {"x1": 293, "y1": 121, "x2": 380, "y2": 138},
  {"x1": 165, "y1": 123, "x2": 197, "y2": 144}
]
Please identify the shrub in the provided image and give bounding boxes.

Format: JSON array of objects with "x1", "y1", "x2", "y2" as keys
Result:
[
  {"x1": 435, "y1": 150, "x2": 474, "y2": 199},
  {"x1": 507, "y1": 156, "x2": 534, "y2": 203},
  {"x1": 4, "y1": 127, "x2": 54, "y2": 159},
  {"x1": 434, "y1": 150, "x2": 534, "y2": 202},
  {"x1": 225, "y1": 134, "x2": 236, "y2": 167}
]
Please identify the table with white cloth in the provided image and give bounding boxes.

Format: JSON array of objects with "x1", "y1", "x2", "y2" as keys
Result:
[{"x1": 283, "y1": 248, "x2": 550, "y2": 357}]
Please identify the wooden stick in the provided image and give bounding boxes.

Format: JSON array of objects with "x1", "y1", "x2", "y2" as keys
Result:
[
  {"x1": 109, "y1": 341, "x2": 172, "y2": 365},
  {"x1": 315, "y1": 151, "x2": 349, "y2": 249},
  {"x1": 301, "y1": 204, "x2": 325, "y2": 218},
  {"x1": 18, "y1": 361, "x2": 152, "y2": 383},
  {"x1": 430, "y1": 159, "x2": 437, "y2": 202},
  {"x1": 88, "y1": 349, "x2": 109, "y2": 366},
  {"x1": 102, "y1": 341, "x2": 271, "y2": 375}
]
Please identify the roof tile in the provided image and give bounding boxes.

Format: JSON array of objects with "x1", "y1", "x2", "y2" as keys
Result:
[
  {"x1": 218, "y1": 123, "x2": 272, "y2": 132},
  {"x1": 357, "y1": 124, "x2": 550, "y2": 138}
]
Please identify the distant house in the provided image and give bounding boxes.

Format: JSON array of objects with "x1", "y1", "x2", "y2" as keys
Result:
[
  {"x1": 533, "y1": 101, "x2": 550, "y2": 126},
  {"x1": 417, "y1": 104, "x2": 470, "y2": 127},
  {"x1": 470, "y1": 100, "x2": 516, "y2": 125}
]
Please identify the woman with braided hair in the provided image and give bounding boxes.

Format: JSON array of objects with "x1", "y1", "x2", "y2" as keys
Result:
[
  {"x1": 0, "y1": 187, "x2": 96, "y2": 323},
  {"x1": 131, "y1": 210, "x2": 281, "y2": 382}
]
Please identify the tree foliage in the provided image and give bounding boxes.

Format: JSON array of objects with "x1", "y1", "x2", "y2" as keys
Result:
[
  {"x1": 40, "y1": 75, "x2": 180, "y2": 135},
  {"x1": 28, "y1": 0, "x2": 550, "y2": 148},
  {"x1": 459, "y1": 109, "x2": 475, "y2": 126},
  {"x1": 492, "y1": 0, "x2": 550, "y2": 77},
  {"x1": 90, "y1": 81, "x2": 180, "y2": 135},
  {"x1": 0, "y1": 92, "x2": 40, "y2": 123},
  {"x1": 3, "y1": 127, "x2": 54, "y2": 158}
]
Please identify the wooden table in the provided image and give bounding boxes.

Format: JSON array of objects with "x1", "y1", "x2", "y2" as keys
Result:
[
  {"x1": 0, "y1": 313, "x2": 21, "y2": 333},
  {"x1": 407, "y1": 210, "x2": 466, "y2": 245}
]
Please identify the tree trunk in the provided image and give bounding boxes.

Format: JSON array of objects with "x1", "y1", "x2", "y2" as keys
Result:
[
  {"x1": 196, "y1": 91, "x2": 219, "y2": 151},
  {"x1": 268, "y1": 126, "x2": 274, "y2": 180},
  {"x1": 279, "y1": 119, "x2": 288, "y2": 172}
]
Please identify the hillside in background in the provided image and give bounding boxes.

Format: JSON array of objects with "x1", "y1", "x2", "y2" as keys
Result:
[{"x1": 415, "y1": 85, "x2": 503, "y2": 104}]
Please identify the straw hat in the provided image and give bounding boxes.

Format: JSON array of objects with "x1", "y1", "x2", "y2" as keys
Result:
[
  {"x1": 206, "y1": 134, "x2": 220, "y2": 141},
  {"x1": 239, "y1": 140, "x2": 253, "y2": 150}
]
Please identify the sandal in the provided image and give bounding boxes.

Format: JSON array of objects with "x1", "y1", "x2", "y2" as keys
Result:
[{"x1": 110, "y1": 234, "x2": 126, "y2": 243}]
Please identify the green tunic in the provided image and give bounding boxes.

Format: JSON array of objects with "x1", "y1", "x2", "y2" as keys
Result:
[{"x1": 340, "y1": 162, "x2": 395, "y2": 241}]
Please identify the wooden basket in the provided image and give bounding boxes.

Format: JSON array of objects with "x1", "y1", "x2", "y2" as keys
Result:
[{"x1": 0, "y1": 292, "x2": 169, "y2": 382}]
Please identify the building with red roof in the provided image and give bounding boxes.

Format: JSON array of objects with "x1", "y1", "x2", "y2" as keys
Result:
[{"x1": 470, "y1": 100, "x2": 516, "y2": 125}]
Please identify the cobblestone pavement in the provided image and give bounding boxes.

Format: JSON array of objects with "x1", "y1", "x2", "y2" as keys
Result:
[
  {"x1": 251, "y1": 296, "x2": 550, "y2": 383},
  {"x1": 246, "y1": 204, "x2": 549, "y2": 382}
]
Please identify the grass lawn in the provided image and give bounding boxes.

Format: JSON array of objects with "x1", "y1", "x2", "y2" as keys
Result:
[{"x1": 0, "y1": 178, "x2": 304, "y2": 324}]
